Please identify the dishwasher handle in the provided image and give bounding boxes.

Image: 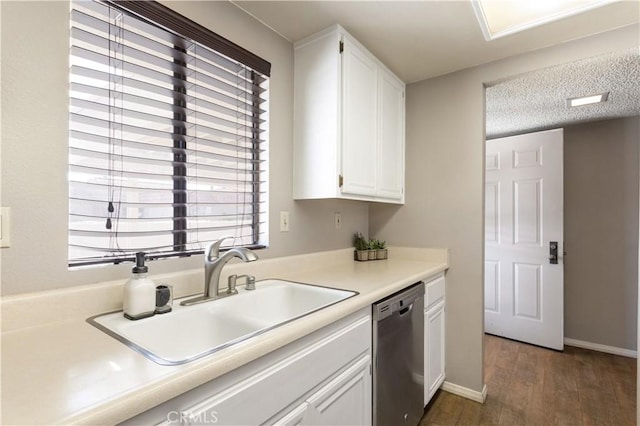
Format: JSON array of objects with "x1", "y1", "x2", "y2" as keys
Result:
[{"x1": 398, "y1": 303, "x2": 413, "y2": 316}]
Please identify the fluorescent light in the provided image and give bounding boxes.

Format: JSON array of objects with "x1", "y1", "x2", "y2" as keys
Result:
[
  {"x1": 567, "y1": 92, "x2": 609, "y2": 107},
  {"x1": 471, "y1": 0, "x2": 619, "y2": 41}
]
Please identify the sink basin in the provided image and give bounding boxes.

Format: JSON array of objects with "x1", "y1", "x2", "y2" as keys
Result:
[{"x1": 88, "y1": 279, "x2": 357, "y2": 365}]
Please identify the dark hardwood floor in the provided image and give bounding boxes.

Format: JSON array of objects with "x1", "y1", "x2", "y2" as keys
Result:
[{"x1": 421, "y1": 334, "x2": 637, "y2": 426}]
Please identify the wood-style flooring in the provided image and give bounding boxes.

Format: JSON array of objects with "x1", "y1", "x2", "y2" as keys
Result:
[{"x1": 420, "y1": 334, "x2": 636, "y2": 426}]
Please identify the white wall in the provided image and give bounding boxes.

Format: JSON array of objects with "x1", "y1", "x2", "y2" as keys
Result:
[
  {"x1": 369, "y1": 24, "x2": 640, "y2": 394},
  {"x1": 2, "y1": 0, "x2": 639, "y2": 407},
  {"x1": 564, "y1": 117, "x2": 639, "y2": 351},
  {"x1": 0, "y1": 1, "x2": 368, "y2": 296}
]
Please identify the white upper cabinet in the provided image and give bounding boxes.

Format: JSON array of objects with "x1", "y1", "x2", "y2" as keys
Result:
[
  {"x1": 376, "y1": 68, "x2": 405, "y2": 200},
  {"x1": 341, "y1": 38, "x2": 378, "y2": 197},
  {"x1": 293, "y1": 25, "x2": 405, "y2": 204}
]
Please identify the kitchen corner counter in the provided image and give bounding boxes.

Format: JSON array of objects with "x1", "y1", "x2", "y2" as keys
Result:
[{"x1": 1, "y1": 248, "x2": 448, "y2": 425}]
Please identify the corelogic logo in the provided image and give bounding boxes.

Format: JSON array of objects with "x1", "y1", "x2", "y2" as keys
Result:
[{"x1": 167, "y1": 410, "x2": 219, "y2": 424}]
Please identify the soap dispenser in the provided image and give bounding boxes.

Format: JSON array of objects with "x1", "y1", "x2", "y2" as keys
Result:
[{"x1": 123, "y1": 252, "x2": 156, "y2": 320}]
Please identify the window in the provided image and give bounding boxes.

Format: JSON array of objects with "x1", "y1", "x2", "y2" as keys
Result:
[{"x1": 69, "y1": 0, "x2": 270, "y2": 266}]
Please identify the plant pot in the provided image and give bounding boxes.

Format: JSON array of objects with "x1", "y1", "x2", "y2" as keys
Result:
[
  {"x1": 368, "y1": 249, "x2": 377, "y2": 260},
  {"x1": 355, "y1": 250, "x2": 369, "y2": 261},
  {"x1": 376, "y1": 249, "x2": 388, "y2": 260}
]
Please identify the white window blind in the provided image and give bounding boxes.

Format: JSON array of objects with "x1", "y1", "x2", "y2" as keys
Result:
[{"x1": 69, "y1": 0, "x2": 269, "y2": 266}]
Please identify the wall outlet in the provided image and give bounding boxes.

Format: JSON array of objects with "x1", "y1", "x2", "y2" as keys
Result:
[
  {"x1": 334, "y1": 213, "x2": 342, "y2": 230},
  {"x1": 280, "y1": 211, "x2": 290, "y2": 232}
]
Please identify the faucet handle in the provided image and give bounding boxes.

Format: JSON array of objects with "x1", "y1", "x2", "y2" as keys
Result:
[
  {"x1": 227, "y1": 274, "x2": 256, "y2": 293},
  {"x1": 245, "y1": 276, "x2": 256, "y2": 291},
  {"x1": 205, "y1": 236, "x2": 234, "y2": 261}
]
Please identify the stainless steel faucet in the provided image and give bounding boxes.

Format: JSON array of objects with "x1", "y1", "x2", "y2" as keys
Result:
[{"x1": 180, "y1": 237, "x2": 258, "y2": 306}]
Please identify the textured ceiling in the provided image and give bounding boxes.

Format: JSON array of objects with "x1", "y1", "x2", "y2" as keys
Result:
[
  {"x1": 231, "y1": 1, "x2": 640, "y2": 134},
  {"x1": 485, "y1": 49, "x2": 640, "y2": 139},
  {"x1": 232, "y1": 0, "x2": 639, "y2": 83}
]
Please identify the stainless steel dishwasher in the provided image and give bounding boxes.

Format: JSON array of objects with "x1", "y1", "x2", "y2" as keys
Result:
[{"x1": 372, "y1": 282, "x2": 425, "y2": 426}]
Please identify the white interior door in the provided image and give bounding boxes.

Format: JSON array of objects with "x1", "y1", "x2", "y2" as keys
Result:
[{"x1": 484, "y1": 128, "x2": 564, "y2": 350}]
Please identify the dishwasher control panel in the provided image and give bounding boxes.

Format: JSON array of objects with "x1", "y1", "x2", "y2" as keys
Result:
[{"x1": 372, "y1": 281, "x2": 425, "y2": 321}]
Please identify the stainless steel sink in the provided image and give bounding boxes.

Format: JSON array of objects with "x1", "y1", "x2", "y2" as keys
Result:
[{"x1": 88, "y1": 279, "x2": 357, "y2": 365}]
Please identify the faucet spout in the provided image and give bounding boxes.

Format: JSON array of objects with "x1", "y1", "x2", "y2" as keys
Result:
[
  {"x1": 181, "y1": 237, "x2": 258, "y2": 306},
  {"x1": 204, "y1": 246, "x2": 258, "y2": 299}
]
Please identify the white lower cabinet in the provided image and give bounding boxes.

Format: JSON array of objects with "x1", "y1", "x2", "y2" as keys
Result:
[
  {"x1": 273, "y1": 355, "x2": 371, "y2": 426},
  {"x1": 121, "y1": 308, "x2": 371, "y2": 426},
  {"x1": 302, "y1": 355, "x2": 371, "y2": 425},
  {"x1": 272, "y1": 402, "x2": 308, "y2": 426},
  {"x1": 424, "y1": 273, "x2": 446, "y2": 406}
]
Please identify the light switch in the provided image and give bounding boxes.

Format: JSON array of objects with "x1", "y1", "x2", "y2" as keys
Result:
[
  {"x1": 0, "y1": 207, "x2": 10, "y2": 248},
  {"x1": 280, "y1": 211, "x2": 290, "y2": 232}
]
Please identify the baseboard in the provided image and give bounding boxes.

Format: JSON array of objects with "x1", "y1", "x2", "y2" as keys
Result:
[
  {"x1": 440, "y1": 381, "x2": 487, "y2": 403},
  {"x1": 564, "y1": 338, "x2": 637, "y2": 358}
]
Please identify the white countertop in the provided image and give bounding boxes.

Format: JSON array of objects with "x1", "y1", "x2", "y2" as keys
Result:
[{"x1": 1, "y1": 248, "x2": 447, "y2": 425}]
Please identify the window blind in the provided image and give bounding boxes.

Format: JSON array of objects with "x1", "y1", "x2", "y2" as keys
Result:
[{"x1": 69, "y1": 0, "x2": 269, "y2": 266}]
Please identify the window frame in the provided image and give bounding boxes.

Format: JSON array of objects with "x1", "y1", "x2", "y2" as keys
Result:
[{"x1": 68, "y1": 0, "x2": 270, "y2": 267}]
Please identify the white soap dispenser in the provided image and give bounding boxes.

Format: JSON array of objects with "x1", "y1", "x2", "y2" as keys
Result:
[{"x1": 123, "y1": 252, "x2": 156, "y2": 320}]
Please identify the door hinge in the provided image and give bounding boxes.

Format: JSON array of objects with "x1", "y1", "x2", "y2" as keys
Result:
[
  {"x1": 339, "y1": 174, "x2": 344, "y2": 187},
  {"x1": 339, "y1": 40, "x2": 344, "y2": 54}
]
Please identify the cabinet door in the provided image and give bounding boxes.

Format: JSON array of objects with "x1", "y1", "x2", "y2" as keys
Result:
[
  {"x1": 341, "y1": 37, "x2": 378, "y2": 197},
  {"x1": 424, "y1": 302, "x2": 445, "y2": 405},
  {"x1": 293, "y1": 30, "x2": 341, "y2": 200},
  {"x1": 271, "y1": 402, "x2": 309, "y2": 426},
  {"x1": 303, "y1": 355, "x2": 372, "y2": 425},
  {"x1": 376, "y1": 68, "x2": 405, "y2": 201}
]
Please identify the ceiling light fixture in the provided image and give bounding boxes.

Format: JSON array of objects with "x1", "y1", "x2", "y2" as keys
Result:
[
  {"x1": 471, "y1": 0, "x2": 619, "y2": 41},
  {"x1": 567, "y1": 92, "x2": 610, "y2": 107}
]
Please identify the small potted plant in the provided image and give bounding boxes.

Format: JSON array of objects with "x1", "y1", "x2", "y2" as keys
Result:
[
  {"x1": 367, "y1": 239, "x2": 378, "y2": 260},
  {"x1": 375, "y1": 239, "x2": 388, "y2": 260},
  {"x1": 353, "y1": 232, "x2": 369, "y2": 261}
]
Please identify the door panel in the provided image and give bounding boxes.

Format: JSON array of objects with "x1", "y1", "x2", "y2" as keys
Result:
[
  {"x1": 304, "y1": 355, "x2": 371, "y2": 425},
  {"x1": 513, "y1": 146, "x2": 542, "y2": 168},
  {"x1": 341, "y1": 39, "x2": 377, "y2": 196},
  {"x1": 485, "y1": 128, "x2": 563, "y2": 350},
  {"x1": 514, "y1": 179, "x2": 541, "y2": 246},
  {"x1": 271, "y1": 402, "x2": 309, "y2": 426},
  {"x1": 485, "y1": 182, "x2": 499, "y2": 243},
  {"x1": 425, "y1": 303, "x2": 445, "y2": 404},
  {"x1": 513, "y1": 263, "x2": 541, "y2": 320},
  {"x1": 486, "y1": 152, "x2": 500, "y2": 170},
  {"x1": 376, "y1": 68, "x2": 404, "y2": 200},
  {"x1": 484, "y1": 260, "x2": 499, "y2": 313}
]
